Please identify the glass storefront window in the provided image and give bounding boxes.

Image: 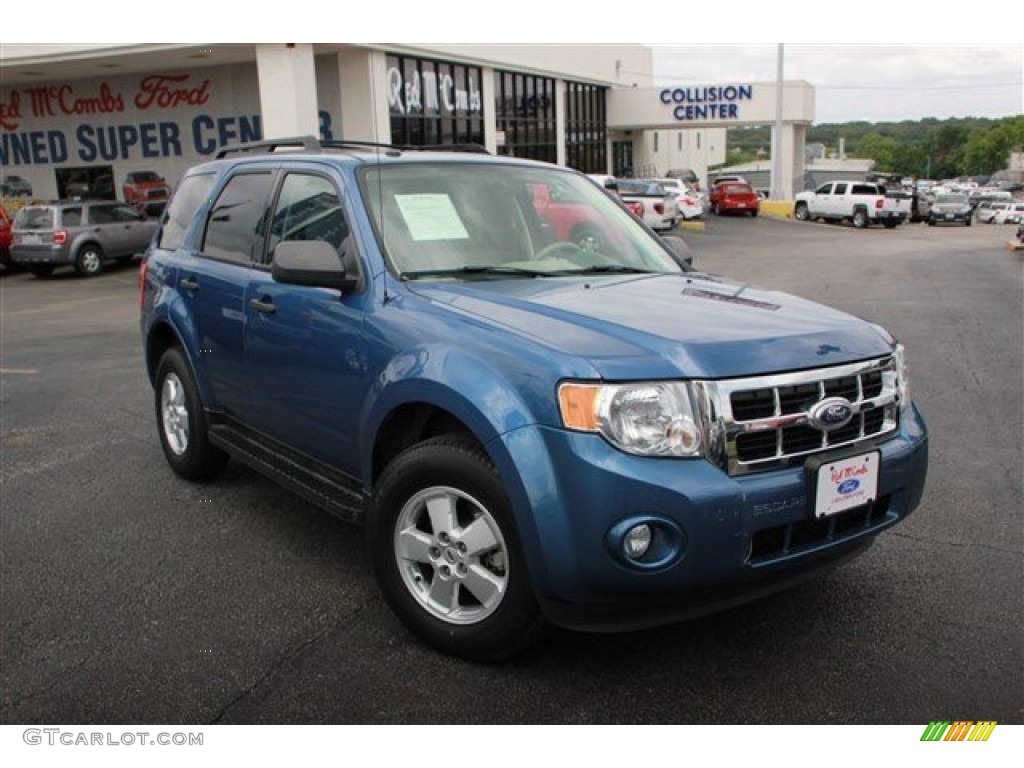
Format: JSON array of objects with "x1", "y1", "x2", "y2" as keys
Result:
[{"x1": 387, "y1": 54, "x2": 484, "y2": 147}]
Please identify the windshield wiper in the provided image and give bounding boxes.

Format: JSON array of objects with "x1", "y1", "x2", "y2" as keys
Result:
[
  {"x1": 401, "y1": 265, "x2": 550, "y2": 280},
  {"x1": 559, "y1": 265, "x2": 663, "y2": 275}
]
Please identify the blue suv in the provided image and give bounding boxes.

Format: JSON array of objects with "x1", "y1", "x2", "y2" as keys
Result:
[{"x1": 140, "y1": 137, "x2": 928, "y2": 660}]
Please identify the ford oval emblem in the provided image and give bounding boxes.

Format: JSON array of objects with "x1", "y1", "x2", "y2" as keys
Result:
[
  {"x1": 837, "y1": 479, "x2": 860, "y2": 494},
  {"x1": 808, "y1": 397, "x2": 854, "y2": 431}
]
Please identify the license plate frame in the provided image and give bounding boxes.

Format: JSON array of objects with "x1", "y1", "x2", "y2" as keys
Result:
[{"x1": 805, "y1": 450, "x2": 880, "y2": 519}]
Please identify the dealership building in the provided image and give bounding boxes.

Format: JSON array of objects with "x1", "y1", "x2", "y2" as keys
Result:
[{"x1": 1, "y1": 43, "x2": 814, "y2": 202}]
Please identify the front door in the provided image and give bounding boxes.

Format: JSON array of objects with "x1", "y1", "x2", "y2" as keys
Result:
[{"x1": 242, "y1": 169, "x2": 370, "y2": 475}]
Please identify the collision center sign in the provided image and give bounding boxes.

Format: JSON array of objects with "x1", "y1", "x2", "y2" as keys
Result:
[{"x1": 659, "y1": 84, "x2": 754, "y2": 121}]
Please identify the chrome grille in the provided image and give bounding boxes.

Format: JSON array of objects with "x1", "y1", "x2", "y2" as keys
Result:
[{"x1": 706, "y1": 356, "x2": 901, "y2": 476}]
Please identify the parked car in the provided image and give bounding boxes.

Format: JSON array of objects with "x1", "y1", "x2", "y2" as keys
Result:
[
  {"x1": 709, "y1": 181, "x2": 760, "y2": 217},
  {"x1": 665, "y1": 167, "x2": 700, "y2": 191},
  {"x1": 139, "y1": 137, "x2": 927, "y2": 660},
  {"x1": 123, "y1": 171, "x2": 172, "y2": 216},
  {"x1": 0, "y1": 174, "x2": 33, "y2": 197},
  {"x1": 11, "y1": 200, "x2": 158, "y2": 277},
  {"x1": 992, "y1": 203, "x2": 1024, "y2": 224},
  {"x1": 794, "y1": 181, "x2": 911, "y2": 228},
  {"x1": 615, "y1": 179, "x2": 680, "y2": 231},
  {"x1": 0, "y1": 206, "x2": 13, "y2": 268},
  {"x1": 650, "y1": 178, "x2": 704, "y2": 220},
  {"x1": 975, "y1": 201, "x2": 1010, "y2": 224},
  {"x1": 927, "y1": 193, "x2": 972, "y2": 226}
]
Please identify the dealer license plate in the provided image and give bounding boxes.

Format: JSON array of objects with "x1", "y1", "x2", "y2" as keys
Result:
[
  {"x1": 813, "y1": 452, "x2": 879, "y2": 518},
  {"x1": 22, "y1": 233, "x2": 41, "y2": 244},
  {"x1": 946, "y1": 214, "x2": 954, "y2": 220}
]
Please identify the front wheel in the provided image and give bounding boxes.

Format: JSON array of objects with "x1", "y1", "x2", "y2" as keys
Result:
[
  {"x1": 794, "y1": 202, "x2": 809, "y2": 221},
  {"x1": 154, "y1": 347, "x2": 229, "y2": 481},
  {"x1": 368, "y1": 435, "x2": 544, "y2": 661}
]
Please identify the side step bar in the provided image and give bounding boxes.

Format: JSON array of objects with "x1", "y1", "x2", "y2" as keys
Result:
[{"x1": 208, "y1": 422, "x2": 364, "y2": 524}]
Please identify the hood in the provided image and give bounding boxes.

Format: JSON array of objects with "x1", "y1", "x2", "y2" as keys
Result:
[{"x1": 409, "y1": 274, "x2": 893, "y2": 380}]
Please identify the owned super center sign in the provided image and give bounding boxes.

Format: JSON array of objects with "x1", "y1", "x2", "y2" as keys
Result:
[{"x1": 0, "y1": 67, "x2": 337, "y2": 168}]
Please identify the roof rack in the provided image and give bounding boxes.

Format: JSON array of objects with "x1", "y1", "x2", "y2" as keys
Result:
[{"x1": 215, "y1": 135, "x2": 490, "y2": 159}]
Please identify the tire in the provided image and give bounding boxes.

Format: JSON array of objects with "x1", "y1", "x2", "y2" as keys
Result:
[
  {"x1": 368, "y1": 435, "x2": 545, "y2": 661},
  {"x1": 29, "y1": 265, "x2": 55, "y2": 278},
  {"x1": 883, "y1": 221, "x2": 898, "y2": 229},
  {"x1": 852, "y1": 209, "x2": 868, "y2": 229},
  {"x1": 749, "y1": 210, "x2": 758, "y2": 218},
  {"x1": 965, "y1": 218, "x2": 972, "y2": 227},
  {"x1": 927, "y1": 219, "x2": 935, "y2": 227},
  {"x1": 154, "y1": 347, "x2": 229, "y2": 481},
  {"x1": 794, "y1": 202, "x2": 809, "y2": 221},
  {"x1": 74, "y1": 244, "x2": 104, "y2": 277}
]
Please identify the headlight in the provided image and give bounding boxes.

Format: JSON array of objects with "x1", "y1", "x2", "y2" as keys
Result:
[
  {"x1": 557, "y1": 381, "x2": 703, "y2": 457},
  {"x1": 893, "y1": 343, "x2": 911, "y2": 412}
]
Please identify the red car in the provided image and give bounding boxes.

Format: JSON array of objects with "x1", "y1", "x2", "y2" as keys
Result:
[
  {"x1": 0, "y1": 206, "x2": 13, "y2": 268},
  {"x1": 710, "y1": 181, "x2": 760, "y2": 217},
  {"x1": 122, "y1": 171, "x2": 171, "y2": 217}
]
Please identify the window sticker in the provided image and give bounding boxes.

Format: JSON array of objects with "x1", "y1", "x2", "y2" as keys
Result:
[{"x1": 395, "y1": 194, "x2": 469, "y2": 241}]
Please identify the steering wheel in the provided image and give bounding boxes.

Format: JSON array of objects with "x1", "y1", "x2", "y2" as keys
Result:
[{"x1": 534, "y1": 241, "x2": 584, "y2": 261}]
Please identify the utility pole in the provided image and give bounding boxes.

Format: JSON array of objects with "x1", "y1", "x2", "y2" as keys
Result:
[{"x1": 771, "y1": 44, "x2": 785, "y2": 200}]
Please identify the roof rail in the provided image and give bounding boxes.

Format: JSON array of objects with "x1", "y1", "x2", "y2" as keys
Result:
[
  {"x1": 215, "y1": 136, "x2": 321, "y2": 158},
  {"x1": 216, "y1": 136, "x2": 491, "y2": 159}
]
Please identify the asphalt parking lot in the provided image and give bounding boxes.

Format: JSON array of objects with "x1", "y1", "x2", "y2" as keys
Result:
[{"x1": 1, "y1": 215, "x2": 1021, "y2": 725}]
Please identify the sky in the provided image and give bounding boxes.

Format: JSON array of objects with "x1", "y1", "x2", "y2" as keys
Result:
[
  {"x1": 18, "y1": 4, "x2": 1024, "y2": 128},
  {"x1": 650, "y1": 44, "x2": 1022, "y2": 124}
]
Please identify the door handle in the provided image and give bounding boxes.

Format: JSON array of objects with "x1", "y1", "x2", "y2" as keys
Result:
[
  {"x1": 180, "y1": 276, "x2": 199, "y2": 292},
  {"x1": 249, "y1": 297, "x2": 276, "y2": 315}
]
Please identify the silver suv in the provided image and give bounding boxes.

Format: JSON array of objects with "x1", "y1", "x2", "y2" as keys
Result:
[{"x1": 11, "y1": 200, "x2": 158, "y2": 278}]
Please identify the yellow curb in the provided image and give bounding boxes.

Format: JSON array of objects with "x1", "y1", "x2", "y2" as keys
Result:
[
  {"x1": 760, "y1": 200, "x2": 794, "y2": 219},
  {"x1": 1006, "y1": 240, "x2": 1024, "y2": 251},
  {"x1": 679, "y1": 220, "x2": 705, "y2": 232}
]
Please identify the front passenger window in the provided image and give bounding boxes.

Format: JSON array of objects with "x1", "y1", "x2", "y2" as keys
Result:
[{"x1": 268, "y1": 174, "x2": 352, "y2": 270}]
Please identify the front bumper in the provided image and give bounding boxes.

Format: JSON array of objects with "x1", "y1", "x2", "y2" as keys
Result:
[{"x1": 499, "y1": 403, "x2": 928, "y2": 630}]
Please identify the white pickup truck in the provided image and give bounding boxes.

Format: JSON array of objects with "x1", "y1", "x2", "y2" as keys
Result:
[{"x1": 794, "y1": 181, "x2": 912, "y2": 229}]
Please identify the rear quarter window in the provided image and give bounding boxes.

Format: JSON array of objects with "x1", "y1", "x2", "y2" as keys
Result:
[{"x1": 158, "y1": 173, "x2": 217, "y2": 250}]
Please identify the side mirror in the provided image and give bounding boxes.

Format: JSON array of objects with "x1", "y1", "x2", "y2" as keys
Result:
[
  {"x1": 661, "y1": 234, "x2": 694, "y2": 269},
  {"x1": 272, "y1": 240, "x2": 357, "y2": 291}
]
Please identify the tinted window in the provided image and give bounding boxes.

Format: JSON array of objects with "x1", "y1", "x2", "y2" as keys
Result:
[
  {"x1": 851, "y1": 184, "x2": 876, "y2": 195},
  {"x1": 61, "y1": 207, "x2": 82, "y2": 227},
  {"x1": 816, "y1": 183, "x2": 833, "y2": 195},
  {"x1": 268, "y1": 174, "x2": 351, "y2": 267},
  {"x1": 158, "y1": 174, "x2": 216, "y2": 250},
  {"x1": 88, "y1": 205, "x2": 119, "y2": 224},
  {"x1": 833, "y1": 183, "x2": 848, "y2": 194},
  {"x1": 202, "y1": 172, "x2": 273, "y2": 264}
]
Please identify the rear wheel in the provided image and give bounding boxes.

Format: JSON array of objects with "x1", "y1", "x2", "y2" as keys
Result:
[
  {"x1": 154, "y1": 347, "x2": 229, "y2": 481},
  {"x1": 75, "y1": 245, "x2": 103, "y2": 277},
  {"x1": 852, "y1": 209, "x2": 868, "y2": 229},
  {"x1": 369, "y1": 435, "x2": 544, "y2": 661}
]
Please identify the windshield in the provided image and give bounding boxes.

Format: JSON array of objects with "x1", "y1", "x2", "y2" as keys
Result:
[
  {"x1": 935, "y1": 194, "x2": 968, "y2": 205},
  {"x1": 130, "y1": 172, "x2": 162, "y2": 183},
  {"x1": 360, "y1": 162, "x2": 683, "y2": 279}
]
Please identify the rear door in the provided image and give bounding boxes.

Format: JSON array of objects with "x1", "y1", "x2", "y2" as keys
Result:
[{"x1": 184, "y1": 168, "x2": 277, "y2": 417}]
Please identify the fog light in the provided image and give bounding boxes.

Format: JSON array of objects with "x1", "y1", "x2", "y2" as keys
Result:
[{"x1": 624, "y1": 524, "x2": 652, "y2": 559}]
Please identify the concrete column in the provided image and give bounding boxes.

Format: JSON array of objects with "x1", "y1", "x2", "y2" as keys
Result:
[
  {"x1": 256, "y1": 43, "x2": 319, "y2": 139},
  {"x1": 338, "y1": 49, "x2": 391, "y2": 142},
  {"x1": 481, "y1": 67, "x2": 497, "y2": 154},
  {"x1": 772, "y1": 122, "x2": 806, "y2": 199},
  {"x1": 555, "y1": 80, "x2": 567, "y2": 167}
]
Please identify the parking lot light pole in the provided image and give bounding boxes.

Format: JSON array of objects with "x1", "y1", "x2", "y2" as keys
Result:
[{"x1": 771, "y1": 44, "x2": 785, "y2": 201}]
